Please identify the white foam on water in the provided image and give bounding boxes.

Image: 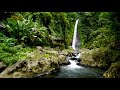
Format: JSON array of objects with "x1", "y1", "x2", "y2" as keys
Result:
[{"x1": 68, "y1": 60, "x2": 82, "y2": 69}]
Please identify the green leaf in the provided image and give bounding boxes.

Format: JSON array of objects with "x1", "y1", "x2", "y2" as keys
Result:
[{"x1": 7, "y1": 18, "x2": 17, "y2": 25}]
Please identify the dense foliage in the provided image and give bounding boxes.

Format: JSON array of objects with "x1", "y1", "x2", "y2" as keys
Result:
[
  {"x1": 78, "y1": 12, "x2": 120, "y2": 77},
  {"x1": 0, "y1": 12, "x2": 120, "y2": 78},
  {"x1": 0, "y1": 12, "x2": 79, "y2": 47},
  {"x1": 0, "y1": 12, "x2": 78, "y2": 65},
  {"x1": 77, "y1": 12, "x2": 120, "y2": 49}
]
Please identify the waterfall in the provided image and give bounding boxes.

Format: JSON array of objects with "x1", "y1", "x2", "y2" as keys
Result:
[
  {"x1": 72, "y1": 19, "x2": 79, "y2": 51},
  {"x1": 65, "y1": 19, "x2": 80, "y2": 68}
]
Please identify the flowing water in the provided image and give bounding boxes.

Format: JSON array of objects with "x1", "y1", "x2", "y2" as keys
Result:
[
  {"x1": 54, "y1": 60, "x2": 105, "y2": 78},
  {"x1": 72, "y1": 19, "x2": 79, "y2": 51},
  {"x1": 40, "y1": 62, "x2": 105, "y2": 78},
  {"x1": 39, "y1": 56, "x2": 105, "y2": 78},
  {"x1": 37, "y1": 19, "x2": 105, "y2": 78}
]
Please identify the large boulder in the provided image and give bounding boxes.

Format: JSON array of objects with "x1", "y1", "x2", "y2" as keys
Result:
[
  {"x1": 0, "y1": 59, "x2": 51, "y2": 78},
  {"x1": 0, "y1": 47, "x2": 75, "y2": 78},
  {"x1": 78, "y1": 49, "x2": 97, "y2": 67},
  {"x1": 58, "y1": 53, "x2": 70, "y2": 65},
  {"x1": 78, "y1": 48, "x2": 109, "y2": 68}
]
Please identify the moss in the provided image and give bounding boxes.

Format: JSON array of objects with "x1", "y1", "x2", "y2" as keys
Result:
[
  {"x1": 0, "y1": 46, "x2": 68, "y2": 78},
  {"x1": 103, "y1": 61, "x2": 120, "y2": 78},
  {"x1": 79, "y1": 49, "x2": 95, "y2": 66},
  {"x1": 79, "y1": 48, "x2": 113, "y2": 68}
]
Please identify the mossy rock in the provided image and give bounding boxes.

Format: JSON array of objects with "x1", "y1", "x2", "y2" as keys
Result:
[
  {"x1": 60, "y1": 48, "x2": 74, "y2": 56},
  {"x1": 0, "y1": 46, "x2": 68, "y2": 78},
  {"x1": 79, "y1": 48, "x2": 97, "y2": 67},
  {"x1": 79, "y1": 48, "x2": 110, "y2": 68},
  {"x1": 103, "y1": 61, "x2": 120, "y2": 78}
]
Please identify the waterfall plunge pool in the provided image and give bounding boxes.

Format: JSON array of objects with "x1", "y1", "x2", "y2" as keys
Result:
[
  {"x1": 37, "y1": 59, "x2": 105, "y2": 78},
  {"x1": 35, "y1": 19, "x2": 105, "y2": 78}
]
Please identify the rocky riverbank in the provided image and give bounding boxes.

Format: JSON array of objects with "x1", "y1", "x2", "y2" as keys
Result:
[
  {"x1": 78, "y1": 48, "x2": 120, "y2": 78},
  {"x1": 0, "y1": 46, "x2": 73, "y2": 78},
  {"x1": 1, "y1": 46, "x2": 119, "y2": 78},
  {"x1": 77, "y1": 48, "x2": 107, "y2": 68}
]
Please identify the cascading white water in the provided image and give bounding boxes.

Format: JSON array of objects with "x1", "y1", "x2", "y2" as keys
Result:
[
  {"x1": 75, "y1": 53, "x2": 81, "y2": 59},
  {"x1": 68, "y1": 60, "x2": 82, "y2": 68},
  {"x1": 70, "y1": 19, "x2": 80, "y2": 67},
  {"x1": 35, "y1": 19, "x2": 105, "y2": 78},
  {"x1": 72, "y1": 19, "x2": 79, "y2": 50}
]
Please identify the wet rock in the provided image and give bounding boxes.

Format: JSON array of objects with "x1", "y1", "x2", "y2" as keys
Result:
[
  {"x1": 76, "y1": 61, "x2": 80, "y2": 65},
  {"x1": 61, "y1": 61, "x2": 70, "y2": 65}
]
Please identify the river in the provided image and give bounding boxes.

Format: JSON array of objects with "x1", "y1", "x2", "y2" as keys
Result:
[{"x1": 38, "y1": 59, "x2": 105, "y2": 78}]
